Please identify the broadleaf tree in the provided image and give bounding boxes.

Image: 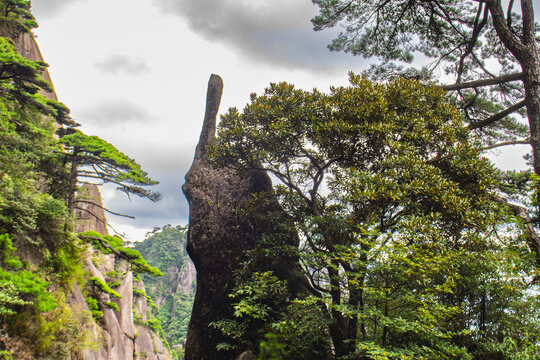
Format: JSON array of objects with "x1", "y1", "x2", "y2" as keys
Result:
[
  {"x1": 311, "y1": 0, "x2": 540, "y2": 266},
  {"x1": 209, "y1": 75, "x2": 539, "y2": 358}
]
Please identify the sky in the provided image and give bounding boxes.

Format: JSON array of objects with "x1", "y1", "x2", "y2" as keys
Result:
[
  {"x1": 30, "y1": 0, "x2": 364, "y2": 241},
  {"x1": 29, "y1": 0, "x2": 533, "y2": 242}
]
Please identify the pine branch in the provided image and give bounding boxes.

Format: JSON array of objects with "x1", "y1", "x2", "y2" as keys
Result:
[
  {"x1": 468, "y1": 100, "x2": 526, "y2": 130},
  {"x1": 441, "y1": 72, "x2": 523, "y2": 91},
  {"x1": 481, "y1": 138, "x2": 530, "y2": 150}
]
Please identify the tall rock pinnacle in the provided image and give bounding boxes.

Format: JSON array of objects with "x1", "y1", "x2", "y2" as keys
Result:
[
  {"x1": 182, "y1": 75, "x2": 311, "y2": 359},
  {"x1": 182, "y1": 74, "x2": 269, "y2": 359}
]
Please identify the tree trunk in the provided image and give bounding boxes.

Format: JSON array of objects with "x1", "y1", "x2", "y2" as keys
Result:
[
  {"x1": 487, "y1": 0, "x2": 540, "y2": 266},
  {"x1": 327, "y1": 261, "x2": 349, "y2": 357},
  {"x1": 66, "y1": 148, "x2": 79, "y2": 214}
]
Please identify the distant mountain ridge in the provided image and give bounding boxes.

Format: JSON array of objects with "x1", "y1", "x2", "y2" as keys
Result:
[
  {"x1": 73, "y1": 184, "x2": 172, "y2": 360},
  {"x1": 135, "y1": 226, "x2": 196, "y2": 354}
]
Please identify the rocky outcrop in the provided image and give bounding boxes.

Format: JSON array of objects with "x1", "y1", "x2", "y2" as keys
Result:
[
  {"x1": 11, "y1": 31, "x2": 57, "y2": 101},
  {"x1": 133, "y1": 280, "x2": 171, "y2": 360},
  {"x1": 74, "y1": 184, "x2": 109, "y2": 235},
  {"x1": 182, "y1": 75, "x2": 310, "y2": 360},
  {"x1": 177, "y1": 260, "x2": 196, "y2": 295},
  {"x1": 71, "y1": 184, "x2": 172, "y2": 360}
]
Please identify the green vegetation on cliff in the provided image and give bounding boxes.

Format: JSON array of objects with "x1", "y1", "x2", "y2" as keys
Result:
[
  {"x1": 0, "y1": 1, "x2": 162, "y2": 358},
  {"x1": 135, "y1": 225, "x2": 195, "y2": 352}
]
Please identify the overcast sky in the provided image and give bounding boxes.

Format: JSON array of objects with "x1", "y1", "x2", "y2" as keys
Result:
[{"x1": 30, "y1": 0, "x2": 532, "y2": 241}]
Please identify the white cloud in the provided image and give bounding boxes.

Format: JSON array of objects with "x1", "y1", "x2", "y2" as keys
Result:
[{"x1": 78, "y1": 99, "x2": 157, "y2": 127}]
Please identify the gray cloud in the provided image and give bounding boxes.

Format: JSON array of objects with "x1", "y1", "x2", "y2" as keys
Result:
[
  {"x1": 31, "y1": 0, "x2": 87, "y2": 18},
  {"x1": 97, "y1": 142, "x2": 197, "y2": 236},
  {"x1": 94, "y1": 55, "x2": 150, "y2": 75},
  {"x1": 78, "y1": 99, "x2": 157, "y2": 126},
  {"x1": 102, "y1": 171, "x2": 189, "y2": 233},
  {"x1": 152, "y1": 0, "x2": 360, "y2": 73}
]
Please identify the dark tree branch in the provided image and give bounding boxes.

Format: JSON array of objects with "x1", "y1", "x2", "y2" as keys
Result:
[
  {"x1": 441, "y1": 72, "x2": 523, "y2": 91},
  {"x1": 74, "y1": 199, "x2": 136, "y2": 219},
  {"x1": 74, "y1": 207, "x2": 126, "y2": 237},
  {"x1": 468, "y1": 99, "x2": 526, "y2": 129},
  {"x1": 506, "y1": 0, "x2": 514, "y2": 29},
  {"x1": 484, "y1": 0, "x2": 529, "y2": 61},
  {"x1": 481, "y1": 137, "x2": 531, "y2": 150},
  {"x1": 457, "y1": 3, "x2": 489, "y2": 83}
]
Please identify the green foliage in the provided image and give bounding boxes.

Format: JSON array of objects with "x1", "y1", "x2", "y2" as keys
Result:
[
  {"x1": 0, "y1": 87, "x2": 68, "y2": 244},
  {"x1": 133, "y1": 287, "x2": 147, "y2": 298},
  {"x1": 210, "y1": 75, "x2": 539, "y2": 358},
  {"x1": 88, "y1": 276, "x2": 121, "y2": 298},
  {"x1": 78, "y1": 231, "x2": 162, "y2": 276},
  {"x1": 211, "y1": 273, "x2": 282, "y2": 351},
  {"x1": 230, "y1": 272, "x2": 288, "y2": 321},
  {"x1": 259, "y1": 297, "x2": 331, "y2": 360},
  {"x1": 0, "y1": 0, "x2": 36, "y2": 35},
  {"x1": 134, "y1": 226, "x2": 195, "y2": 347},
  {"x1": 310, "y1": 0, "x2": 536, "y2": 152},
  {"x1": 213, "y1": 272, "x2": 331, "y2": 360},
  {"x1": 0, "y1": 350, "x2": 13, "y2": 359},
  {"x1": 0, "y1": 280, "x2": 29, "y2": 315},
  {"x1": 104, "y1": 301, "x2": 119, "y2": 312},
  {"x1": 84, "y1": 296, "x2": 103, "y2": 321},
  {"x1": 0, "y1": 234, "x2": 56, "y2": 314},
  {"x1": 30, "y1": 294, "x2": 99, "y2": 358}
]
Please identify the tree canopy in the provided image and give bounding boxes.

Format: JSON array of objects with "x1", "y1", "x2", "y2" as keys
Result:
[
  {"x1": 209, "y1": 75, "x2": 539, "y2": 359},
  {"x1": 312, "y1": 0, "x2": 536, "y2": 153},
  {"x1": 312, "y1": 0, "x2": 540, "y2": 269},
  {"x1": 60, "y1": 130, "x2": 161, "y2": 214}
]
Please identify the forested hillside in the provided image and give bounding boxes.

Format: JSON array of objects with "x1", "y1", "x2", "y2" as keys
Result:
[{"x1": 135, "y1": 225, "x2": 195, "y2": 356}]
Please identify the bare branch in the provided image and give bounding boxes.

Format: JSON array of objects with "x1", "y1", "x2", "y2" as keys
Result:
[
  {"x1": 74, "y1": 207, "x2": 127, "y2": 237},
  {"x1": 74, "y1": 200, "x2": 136, "y2": 219}
]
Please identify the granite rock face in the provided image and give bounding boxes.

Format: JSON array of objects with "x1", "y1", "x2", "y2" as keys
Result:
[
  {"x1": 8, "y1": 25, "x2": 172, "y2": 360},
  {"x1": 11, "y1": 31, "x2": 58, "y2": 101},
  {"x1": 72, "y1": 184, "x2": 172, "y2": 360},
  {"x1": 182, "y1": 75, "x2": 309, "y2": 360}
]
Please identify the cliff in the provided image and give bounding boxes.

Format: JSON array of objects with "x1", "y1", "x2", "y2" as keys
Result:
[
  {"x1": 72, "y1": 184, "x2": 172, "y2": 360},
  {"x1": 11, "y1": 31, "x2": 57, "y2": 101},
  {"x1": 6, "y1": 27, "x2": 172, "y2": 360}
]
